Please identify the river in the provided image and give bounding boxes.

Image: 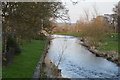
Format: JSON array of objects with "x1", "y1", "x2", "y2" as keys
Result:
[{"x1": 46, "y1": 34, "x2": 120, "y2": 78}]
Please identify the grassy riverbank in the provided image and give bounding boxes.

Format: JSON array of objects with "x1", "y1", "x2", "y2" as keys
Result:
[
  {"x1": 2, "y1": 40, "x2": 46, "y2": 78},
  {"x1": 97, "y1": 33, "x2": 118, "y2": 52}
]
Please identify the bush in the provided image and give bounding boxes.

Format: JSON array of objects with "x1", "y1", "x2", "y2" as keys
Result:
[
  {"x1": 33, "y1": 33, "x2": 46, "y2": 40},
  {"x1": 6, "y1": 36, "x2": 21, "y2": 55}
]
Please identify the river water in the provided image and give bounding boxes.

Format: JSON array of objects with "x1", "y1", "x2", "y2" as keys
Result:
[{"x1": 46, "y1": 35, "x2": 120, "y2": 78}]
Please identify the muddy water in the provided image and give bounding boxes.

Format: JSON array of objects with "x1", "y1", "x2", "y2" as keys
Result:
[{"x1": 46, "y1": 35, "x2": 120, "y2": 78}]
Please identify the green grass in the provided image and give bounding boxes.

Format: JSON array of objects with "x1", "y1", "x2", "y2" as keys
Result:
[
  {"x1": 98, "y1": 33, "x2": 118, "y2": 52},
  {"x1": 2, "y1": 40, "x2": 46, "y2": 78},
  {"x1": 98, "y1": 39, "x2": 118, "y2": 52},
  {"x1": 53, "y1": 32, "x2": 80, "y2": 37}
]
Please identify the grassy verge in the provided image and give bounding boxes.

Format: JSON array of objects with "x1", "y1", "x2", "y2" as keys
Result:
[
  {"x1": 97, "y1": 33, "x2": 118, "y2": 53},
  {"x1": 2, "y1": 40, "x2": 46, "y2": 78}
]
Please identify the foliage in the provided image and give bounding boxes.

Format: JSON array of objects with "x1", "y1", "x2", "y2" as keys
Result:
[
  {"x1": 2, "y1": 2, "x2": 69, "y2": 54},
  {"x1": 6, "y1": 36, "x2": 21, "y2": 55},
  {"x1": 2, "y1": 2, "x2": 69, "y2": 41},
  {"x1": 113, "y1": 1, "x2": 120, "y2": 33}
]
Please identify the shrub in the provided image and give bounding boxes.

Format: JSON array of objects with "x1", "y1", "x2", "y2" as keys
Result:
[
  {"x1": 33, "y1": 33, "x2": 46, "y2": 40},
  {"x1": 6, "y1": 36, "x2": 21, "y2": 55}
]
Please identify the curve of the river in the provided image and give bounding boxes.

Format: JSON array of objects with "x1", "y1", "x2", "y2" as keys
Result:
[{"x1": 46, "y1": 34, "x2": 120, "y2": 78}]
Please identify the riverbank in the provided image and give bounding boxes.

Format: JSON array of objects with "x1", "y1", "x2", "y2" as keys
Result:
[
  {"x1": 44, "y1": 56, "x2": 62, "y2": 78},
  {"x1": 39, "y1": 37, "x2": 63, "y2": 78},
  {"x1": 2, "y1": 40, "x2": 46, "y2": 78},
  {"x1": 80, "y1": 41, "x2": 120, "y2": 66},
  {"x1": 79, "y1": 34, "x2": 120, "y2": 66},
  {"x1": 38, "y1": 37, "x2": 70, "y2": 79},
  {"x1": 43, "y1": 55, "x2": 71, "y2": 79}
]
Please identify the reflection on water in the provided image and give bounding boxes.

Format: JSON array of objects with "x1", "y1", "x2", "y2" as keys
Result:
[{"x1": 46, "y1": 35, "x2": 120, "y2": 78}]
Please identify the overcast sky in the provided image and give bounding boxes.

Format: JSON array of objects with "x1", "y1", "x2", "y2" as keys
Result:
[{"x1": 59, "y1": 0, "x2": 120, "y2": 23}]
